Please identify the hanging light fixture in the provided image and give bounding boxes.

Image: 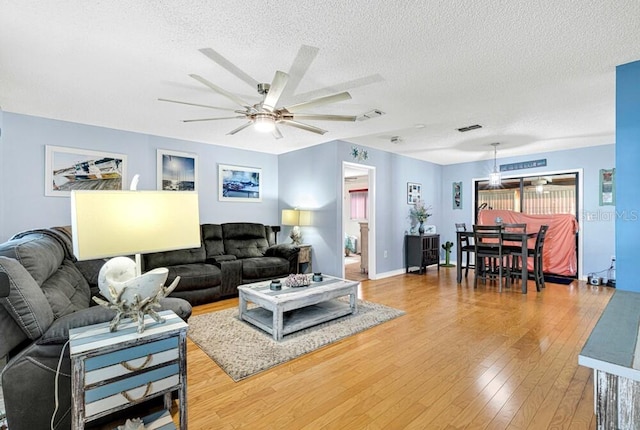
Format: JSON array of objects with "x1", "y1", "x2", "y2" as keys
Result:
[{"x1": 489, "y1": 142, "x2": 501, "y2": 187}]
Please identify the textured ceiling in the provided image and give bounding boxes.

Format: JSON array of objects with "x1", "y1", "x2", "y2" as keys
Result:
[{"x1": 1, "y1": 1, "x2": 640, "y2": 165}]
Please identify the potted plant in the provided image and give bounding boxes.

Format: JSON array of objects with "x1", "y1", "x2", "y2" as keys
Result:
[
  {"x1": 409, "y1": 199, "x2": 432, "y2": 234},
  {"x1": 344, "y1": 235, "x2": 356, "y2": 256}
]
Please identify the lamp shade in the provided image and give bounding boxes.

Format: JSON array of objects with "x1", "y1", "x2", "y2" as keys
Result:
[
  {"x1": 70, "y1": 190, "x2": 201, "y2": 260},
  {"x1": 281, "y1": 209, "x2": 311, "y2": 226}
]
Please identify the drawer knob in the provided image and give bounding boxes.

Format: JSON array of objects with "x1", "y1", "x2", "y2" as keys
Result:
[
  {"x1": 121, "y1": 382, "x2": 152, "y2": 402},
  {"x1": 120, "y1": 354, "x2": 152, "y2": 371}
]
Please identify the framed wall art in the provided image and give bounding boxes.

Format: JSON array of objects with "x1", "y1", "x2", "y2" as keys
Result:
[
  {"x1": 407, "y1": 182, "x2": 422, "y2": 204},
  {"x1": 453, "y1": 181, "x2": 462, "y2": 209},
  {"x1": 218, "y1": 164, "x2": 262, "y2": 202},
  {"x1": 45, "y1": 145, "x2": 127, "y2": 197},
  {"x1": 157, "y1": 149, "x2": 197, "y2": 191},
  {"x1": 599, "y1": 168, "x2": 615, "y2": 206}
]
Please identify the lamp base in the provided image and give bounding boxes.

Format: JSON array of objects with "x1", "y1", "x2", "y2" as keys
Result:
[
  {"x1": 289, "y1": 226, "x2": 303, "y2": 245},
  {"x1": 95, "y1": 256, "x2": 181, "y2": 333}
]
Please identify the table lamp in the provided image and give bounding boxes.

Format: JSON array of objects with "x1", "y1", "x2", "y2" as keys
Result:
[
  {"x1": 70, "y1": 190, "x2": 200, "y2": 332},
  {"x1": 281, "y1": 209, "x2": 311, "y2": 245}
]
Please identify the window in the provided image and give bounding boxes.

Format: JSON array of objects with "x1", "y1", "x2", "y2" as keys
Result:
[{"x1": 349, "y1": 189, "x2": 368, "y2": 220}]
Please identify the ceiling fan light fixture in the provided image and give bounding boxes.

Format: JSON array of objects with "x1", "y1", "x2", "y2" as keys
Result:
[{"x1": 254, "y1": 113, "x2": 276, "y2": 133}]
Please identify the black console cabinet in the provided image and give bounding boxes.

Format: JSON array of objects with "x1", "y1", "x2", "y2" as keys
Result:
[{"x1": 405, "y1": 234, "x2": 440, "y2": 274}]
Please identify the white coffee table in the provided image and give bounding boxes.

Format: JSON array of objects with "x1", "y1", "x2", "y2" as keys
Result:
[{"x1": 237, "y1": 275, "x2": 359, "y2": 340}]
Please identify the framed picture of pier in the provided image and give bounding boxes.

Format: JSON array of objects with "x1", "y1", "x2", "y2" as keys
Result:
[
  {"x1": 157, "y1": 149, "x2": 198, "y2": 191},
  {"x1": 45, "y1": 145, "x2": 127, "y2": 197},
  {"x1": 218, "y1": 164, "x2": 262, "y2": 202}
]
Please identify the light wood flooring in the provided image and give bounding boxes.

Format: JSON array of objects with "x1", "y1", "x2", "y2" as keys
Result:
[{"x1": 178, "y1": 267, "x2": 614, "y2": 429}]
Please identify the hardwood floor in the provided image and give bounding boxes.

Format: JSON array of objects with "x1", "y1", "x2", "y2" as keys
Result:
[{"x1": 179, "y1": 267, "x2": 613, "y2": 429}]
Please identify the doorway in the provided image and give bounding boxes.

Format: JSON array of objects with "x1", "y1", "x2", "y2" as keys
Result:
[{"x1": 342, "y1": 162, "x2": 375, "y2": 281}]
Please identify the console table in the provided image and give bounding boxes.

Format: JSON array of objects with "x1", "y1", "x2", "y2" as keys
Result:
[
  {"x1": 297, "y1": 244, "x2": 312, "y2": 273},
  {"x1": 405, "y1": 234, "x2": 440, "y2": 274},
  {"x1": 579, "y1": 290, "x2": 640, "y2": 429},
  {"x1": 69, "y1": 310, "x2": 187, "y2": 430}
]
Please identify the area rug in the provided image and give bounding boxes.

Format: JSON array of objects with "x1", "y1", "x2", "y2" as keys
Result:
[{"x1": 187, "y1": 299, "x2": 405, "y2": 381}]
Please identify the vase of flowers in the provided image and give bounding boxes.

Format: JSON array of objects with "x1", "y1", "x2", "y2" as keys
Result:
[{"x1": 409, "y1": 199, "x2": 432, "y2": 235}]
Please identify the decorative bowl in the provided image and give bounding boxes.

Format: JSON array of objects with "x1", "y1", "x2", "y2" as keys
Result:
[{"x1": 284, "y1": 274, "x2": 311, "y2": 288}]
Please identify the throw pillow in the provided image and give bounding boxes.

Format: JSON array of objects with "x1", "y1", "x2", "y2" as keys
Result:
[{"x1": 0, "y1": 256, "x2": 54, "y2": 339}]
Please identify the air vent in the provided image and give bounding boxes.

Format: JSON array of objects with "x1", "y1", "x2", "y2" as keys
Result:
[
  {"x1": 391, "y1": 136, "x2": 403, "y2": 144},
  {"x1": 357, "y1": 109, "x2": 386, "y2": 121},
  {"x1": 457, "y1": 124, "x2": 482, "y2": 132}
]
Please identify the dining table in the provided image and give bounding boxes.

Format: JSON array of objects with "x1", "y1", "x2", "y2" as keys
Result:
[{"x1": 456, "y1": 228, "x2": 537, "y2": 293}]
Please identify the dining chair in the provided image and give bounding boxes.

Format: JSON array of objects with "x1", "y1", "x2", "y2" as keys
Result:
[
  {"x1": 473, "y1": 224, "x2": 511, "y2": 292},
  {"x1": 501, "y1": 223, "x2": 528, "y2": 283},
  {"x1": 455, "y1": 223, "x2": 475, "y2": 278},
  {"x1": 529, "y1": 225, "x2": 549, "y2": 291}
]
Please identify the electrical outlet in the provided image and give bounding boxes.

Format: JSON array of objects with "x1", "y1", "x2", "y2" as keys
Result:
[{"x1": 384, "y1": 250, "x2": 388, "y2": 258}]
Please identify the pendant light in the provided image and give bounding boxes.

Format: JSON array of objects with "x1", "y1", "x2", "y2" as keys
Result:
[{"x1": 489, "y1": 143, "x2": 501, "y2": 187}]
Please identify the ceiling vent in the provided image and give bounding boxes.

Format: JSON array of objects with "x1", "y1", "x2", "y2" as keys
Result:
[
  {"x1": 391, "y1": 136, "x2": 403, "y2": 144},
  {"x1": 457, "y1": 124, "x2": 482, "y2": 132},
  {"x1": 357, "y1": 109, "x2": 386, "y2": 121}
]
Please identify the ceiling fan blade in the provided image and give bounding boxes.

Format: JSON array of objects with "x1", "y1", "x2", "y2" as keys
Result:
[
  {"x1": 189, "y1": 74, "x2": 252, "y2": 109},
  {"x1": 183, "y1": 116, "x2": 246, "y2": 123},
  {"x1": 290, "y1": 113, "x2": 357, "y2": 122},
  {"x1": 284, "y1": 92, "x2": 352, "y2": 113},
  {"x1": 198, "y1": 48, "x2": 259, "y2": 89},
  {"x1": 158, "y1": 98, "x2": 237, "y2": 112},
  {"x1": 281, "y1": 45, "x2": 319, "y2": 100},
  {"x1": 280, "y1": 119, "x2": 327, "y2": 135},
  {"x1": 272, "y1": 126, "x2": 284, "y2": 140},
  {"x1": 227, "y1": 121, "x2": 254, "y2": 135},
  {"x1": 288, "y1": 74, "x2": 384, "y2": 105},
  {"x1": 262, "y1": 71, "x2": 289, "y2": 111}
]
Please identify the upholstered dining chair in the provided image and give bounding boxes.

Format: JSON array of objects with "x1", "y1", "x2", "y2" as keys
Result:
[
  {"x1": 455, "y1": 223, "x2": 475, "y2": 278},
  {"x1": 473, "y1": 224, "x2": 511, "y2": 292}
]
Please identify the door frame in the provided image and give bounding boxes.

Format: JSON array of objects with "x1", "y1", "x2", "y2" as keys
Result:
[{"x1": 342, "y1": 161, "x2": 376, "y2": 279}]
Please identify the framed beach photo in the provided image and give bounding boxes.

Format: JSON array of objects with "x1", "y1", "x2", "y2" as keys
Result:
[
  {"x1": 157, "y1": 149, "x2": 198, "y2": 191},
  {"x1": 407, "y1": 182, "x2": 422, "y2": 204},
  {"x1": 218, "y1": 164, "x2": 262, "y2": 202},
  {"x1": 45, "y1": 145, "x2": 126, "y2": 197}
]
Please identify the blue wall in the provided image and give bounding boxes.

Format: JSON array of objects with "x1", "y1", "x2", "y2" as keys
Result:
[
  {"x1": 441, "y1": 144, "x2": 615, "y2": 278},
  {"x1": 616, "y1": 60, "x2": 640, "y2": 292},
  {"x1": 0, "y1": 113, "x2": 279, "y2": 241},
  {"x1": 278, "y1": 140, "x2": 442, "y2": 278},
  {"x1": 0, "y1": 111, "x2": 616, "y2": 281}
]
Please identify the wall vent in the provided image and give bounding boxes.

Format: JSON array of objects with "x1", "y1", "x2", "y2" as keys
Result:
[{"x1": 457, "y1": 124, "x2": 482, "y2": 132}]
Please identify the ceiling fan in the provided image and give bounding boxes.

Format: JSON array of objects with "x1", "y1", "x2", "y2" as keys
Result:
[{"x1": 159, "y1": 46, "x2": 357, "y2": 139}]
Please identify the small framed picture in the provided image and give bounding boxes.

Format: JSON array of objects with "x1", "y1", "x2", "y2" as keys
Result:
[
  {"x1": 219, "y1": 164, "x2": 262, "y2": 202},
  {"x1": 407, "y1": 182, "x2": 422, "y2": 204},
  {"x1": 599, "y1": 168, "x2": 615, "y2": 206},
  {"x1": 45, "y1": 145, "x2": 126, "y2": 197},
  {"x1": 453, "y1": 181, "x2": 462, "y2": 210},
  {"x1": 157, "y1": 149, "x2": 198, "y2": 191}
]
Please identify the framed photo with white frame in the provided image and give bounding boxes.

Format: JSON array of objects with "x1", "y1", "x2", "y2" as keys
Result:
[
  {"x1": 157, "y1": 149, "x2": 198, "y2": 191},
  {"x1": 407, "y1": 182, "x2": 422, "y2": 204},
  {"x1": 218, "y1": 164, "x2": 262, "y2": 202},
  {"x1": 45, "y1": 145, "x2": 127, "y2": 197}
]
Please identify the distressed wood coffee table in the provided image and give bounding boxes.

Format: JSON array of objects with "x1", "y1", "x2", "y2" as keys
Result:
[{"x1": 237, "y1": 275, "x2": 359, "y2": 340}]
